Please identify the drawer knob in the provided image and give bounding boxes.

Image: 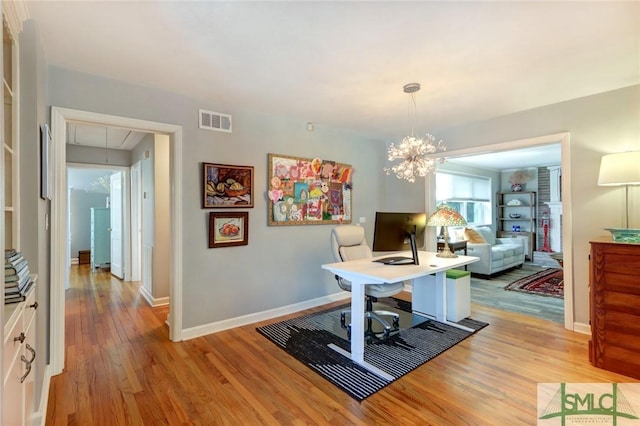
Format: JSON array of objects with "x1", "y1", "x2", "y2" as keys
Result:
[
  {"x1": 14, "y1": 332, "x2": 25, "y2": 344},
  {"x1": 29, "y1": 301, "x2": 39, "y2": 310}
]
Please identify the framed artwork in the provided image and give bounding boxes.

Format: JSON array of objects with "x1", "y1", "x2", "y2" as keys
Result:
[
  {"x1": 209, "y1": 212, "x2": 249, "y2": 248},
  {"x1": 203, "y1": 163, "x2": 254, "y2": 208},
  {"x1": 267, "y1": 153, "x2": 353, "y2": 226},
  {"x1": 40, "y1": 124, "x2": 52, "y2": 200}
]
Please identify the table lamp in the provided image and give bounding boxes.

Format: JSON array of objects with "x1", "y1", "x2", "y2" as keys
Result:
[
  {"x1": 427, "y1": 205, "x2": 467, "y2": 258},
  {"x1": 597, "y1": 151, "x2": 640, "y2": 243}
]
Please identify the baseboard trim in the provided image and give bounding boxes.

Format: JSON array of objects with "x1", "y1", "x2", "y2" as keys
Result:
[
  {"x1": 573, "y1": 321, "x2": 591, "y2": 335},
  {"x1": 33, "y1": 363, "x2": 52, "y2": 426},
  {"x1": 181, "y1": 292, "x2": 350, "y2": 340},
  {"x1": 139, "y1": 286, "x2": 170, "y2": 307},
  {"x1": 70, "y1": 257, "x2": 79, "y2": 265}
]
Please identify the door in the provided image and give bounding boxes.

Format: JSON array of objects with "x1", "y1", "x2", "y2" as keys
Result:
[{"x1": 110, "y1": 172, "x2": 124, "y2": 279}]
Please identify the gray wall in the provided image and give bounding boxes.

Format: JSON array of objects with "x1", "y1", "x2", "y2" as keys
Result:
[
  {"x1": 66, "y1": 144, "x2": 132, "y2": 167},
  {"x1": 47, "y1": 64, "x2": 640, "y2": 330},
  {"x1": 69, "y1": 189, "x2": 108, "y2": 258},
  {"x1": 47, "y1": 66, "x2": 391, "y2": 330},
  {"x1": 19, "y1": 18, "x2": 49, "y2": 412},
  {"x1": 152, "y1": 135, "x2": 170, "y2": 299},
  {"x1": 437, "y1": 84, "x2": 640, "y2": 325}
]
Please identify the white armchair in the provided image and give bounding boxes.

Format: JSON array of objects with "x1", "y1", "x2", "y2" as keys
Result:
[{"x1": 462, "y1": 226, "x2": 525, "y2": 277}]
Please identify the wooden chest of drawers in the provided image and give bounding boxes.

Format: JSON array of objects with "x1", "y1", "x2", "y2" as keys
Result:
[{"x1": 589, "y1": 239, "x2": 640, "y2": 379}]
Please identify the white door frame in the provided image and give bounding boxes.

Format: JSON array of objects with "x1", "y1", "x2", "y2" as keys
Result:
[
  {"x1": 425, "y1": 132, "x2": 574, "y2": 331},
  {"x1": 130, "y1": 161, "x2": 142, "y2": 282},
  {"x1": 51, "y1": 107, "x2": 183, "y2": 375}
]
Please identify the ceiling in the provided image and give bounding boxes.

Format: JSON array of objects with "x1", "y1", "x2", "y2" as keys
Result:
[
  {"x1": 25, "y1": 1, "x2": 639, "y2": 142},
  {"x1": 67, "y1": 123, "x2": 147, "y2": 150},
  {"x1": 447, "y1": 144, "x2": 561, "y2": 171}
]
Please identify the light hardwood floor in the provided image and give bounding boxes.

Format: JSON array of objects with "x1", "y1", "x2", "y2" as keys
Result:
[{"x1": 46, "y1": 265, "x2": 637, "y2": 425}]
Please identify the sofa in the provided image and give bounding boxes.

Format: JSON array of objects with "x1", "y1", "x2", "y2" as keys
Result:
[{"x1": 458, "y1": 226, "x2": 525, "y2": 277}]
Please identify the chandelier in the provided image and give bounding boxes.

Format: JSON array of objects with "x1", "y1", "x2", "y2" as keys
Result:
[{"x1": 384, "y1": 83, "x2": 446, "y2": 183}]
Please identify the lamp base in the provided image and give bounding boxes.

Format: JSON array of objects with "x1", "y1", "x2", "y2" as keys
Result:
[
  {"x1": 436, "y1": 240, "x2": 459, "y2": 258},
  {"x1": 436, "y1": 249, "x2": 458, "y2": 258}
]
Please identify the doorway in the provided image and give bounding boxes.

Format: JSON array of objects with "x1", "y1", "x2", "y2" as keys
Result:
[
  {"x1": 426, "y1": 132, "x2": 574, "y2": 331},
  {"x1": 50, "y1": 107, "x2": 184, "y2": 376},
  {"x1": 67, "y1": 164, "x2": 127, "y2": 279}
]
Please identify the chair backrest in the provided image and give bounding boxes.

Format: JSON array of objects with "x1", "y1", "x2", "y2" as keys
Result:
[{"x1": 330, "y1": 225, "x2": 372, "y2": 263}]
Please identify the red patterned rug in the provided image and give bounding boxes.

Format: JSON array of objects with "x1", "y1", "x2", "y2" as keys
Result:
[{"x1": 504, "y1": 268, "x2": 564, "y2": 298}]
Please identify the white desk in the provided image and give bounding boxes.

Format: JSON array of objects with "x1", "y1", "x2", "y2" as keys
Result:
[{"x1": 321, "y1": 250, "x2": 478, "y2": 380}]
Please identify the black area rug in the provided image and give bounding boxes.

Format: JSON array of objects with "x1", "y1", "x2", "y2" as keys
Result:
[{"x1": 256, "y1": 298, "x2": 488, "y2": 401}]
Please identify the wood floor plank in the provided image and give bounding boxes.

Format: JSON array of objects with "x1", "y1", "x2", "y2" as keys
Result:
[{"x1": 46, "y1": 264, "x2": 638, "y2": 425}]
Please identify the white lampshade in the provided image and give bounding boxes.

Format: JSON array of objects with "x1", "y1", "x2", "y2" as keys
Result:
[{"x1": 598, "y1": 152, "x2": 640, "y2": 186}]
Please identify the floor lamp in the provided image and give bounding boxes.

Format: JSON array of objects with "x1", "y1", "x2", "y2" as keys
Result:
[
  {"x1": 597, "y1": 151, "x2": 640, "y2": 242},
  {"x1": 427, "y1": 205, "x2": 467, "y2": 258}
]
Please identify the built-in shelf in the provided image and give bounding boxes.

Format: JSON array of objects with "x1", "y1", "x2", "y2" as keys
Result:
[{"x1": 496, "y1": 191, "x2": 536, "y2": 260}]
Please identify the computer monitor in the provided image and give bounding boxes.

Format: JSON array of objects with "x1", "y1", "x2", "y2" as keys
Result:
[{"x1": 372, "y1": 212, "x2": 426, "y2": 265}]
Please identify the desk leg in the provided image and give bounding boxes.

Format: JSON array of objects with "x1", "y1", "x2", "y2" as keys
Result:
[
  {"x1": 327, "y1": 279, "x2": 395, "y2": 381},
  {"x1": 349, "y1": 280, "x2": 365, "y2": 363}
]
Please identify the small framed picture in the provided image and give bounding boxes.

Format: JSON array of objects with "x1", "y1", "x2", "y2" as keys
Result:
[
  {"x1": 203, "y1": 163, "x2": 254, "y2": 208},
  {"x1": 209, "y1": 212, "x2": 249, "y2": 248}
]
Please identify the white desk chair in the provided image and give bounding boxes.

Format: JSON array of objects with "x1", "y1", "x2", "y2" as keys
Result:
[{"x1": 330, "y1": 225, "x2": 404, "y2": 341}]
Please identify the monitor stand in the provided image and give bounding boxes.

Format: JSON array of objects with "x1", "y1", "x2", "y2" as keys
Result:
[{"x1": 373, "y1": 232, "x2": 419, "y2": 265}]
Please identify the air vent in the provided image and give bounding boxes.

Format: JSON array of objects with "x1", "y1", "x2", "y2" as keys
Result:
[{"x1": 199, "y1": 109, "x2": 232, "y2": 133}]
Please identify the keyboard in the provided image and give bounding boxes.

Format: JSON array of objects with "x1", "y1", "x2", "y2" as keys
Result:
[{"x1": 373, "y1": 256, "x2": 415, "y2": 265}]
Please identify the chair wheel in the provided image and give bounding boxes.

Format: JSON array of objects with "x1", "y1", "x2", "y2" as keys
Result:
[
  {"x1": 347, "y1": 325, "x2": 351, "y2": 341},
  {"x1": 393, "y1": 316, "x2": 400, "y2": 329},
  {"x1": 340, "y1": 312, "x2": 347, "y2": 328},
  {"x1": 383, "y1": 328, "x2": 390, "y2": 339}
]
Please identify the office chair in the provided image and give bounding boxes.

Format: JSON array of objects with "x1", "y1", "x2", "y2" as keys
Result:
[{"x1": 330, "y1": 225, "x2": 404, "y2": 341}]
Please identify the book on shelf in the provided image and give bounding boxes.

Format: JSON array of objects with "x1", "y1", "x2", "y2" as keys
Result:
[
  {"x1": 5, "y1": 256, "x2": 28, "y2": 271},
  {"x1": 5, "y1": 264, "x2": 30, "y2": 283},
  {"x1": 5, "y1": 294, "x2": 26, "y2": 304},
  {"x1": 5, "y1": 274, "x2": 30, "y2": 291},
  {"x1": 4, "y1": 279, "x2": 33, "y2": 304}
]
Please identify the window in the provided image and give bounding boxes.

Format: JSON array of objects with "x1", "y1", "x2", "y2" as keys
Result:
[{"x1": 436, "y1": 172, "x2": 492, "y2": 227}]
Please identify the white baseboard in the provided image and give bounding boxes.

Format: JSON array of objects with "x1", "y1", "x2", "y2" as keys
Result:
[
  {"x1": 70, "y1": 257, "x2": 79, "y2": 265},
  {"x1": 139, "y1": 285, "x2": 170, "y2": 307},
  {"x1": 573, "y1": 321, "x2": 591, "y2": 335},
  {"x1": 181, "y1": 292, "x2": 350, "y2": 340}
]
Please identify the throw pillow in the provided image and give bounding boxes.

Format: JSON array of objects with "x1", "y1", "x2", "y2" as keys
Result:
[
  {"x1": 474, "y1": 226, "x2": 496, "y2": 245},
  {"x1": 464, "y1": 227, "x2": 486, "y2": 244}
]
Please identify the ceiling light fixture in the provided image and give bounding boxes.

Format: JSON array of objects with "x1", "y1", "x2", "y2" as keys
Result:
[{"x1": 385, "y1": 83, "x2": 446, "y2": 183}]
